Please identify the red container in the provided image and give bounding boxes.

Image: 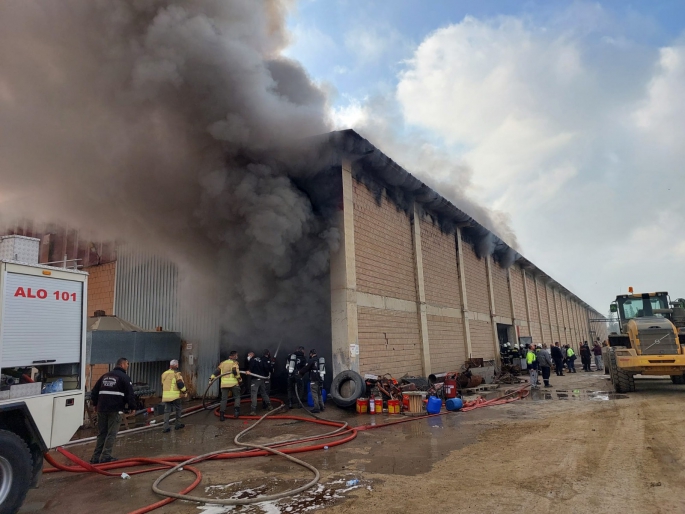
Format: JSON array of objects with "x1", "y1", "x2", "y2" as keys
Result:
[
  {"x1": 444, "y1": 373, "x2": 458, "y2": 399},
  {"x1": 387, "y1": 399, "x2": 400, "y2": 414},
  {"x1": 402, "y1": 395, "x2": 409, "y2": 411},
  {"x1": 356, "y1": 398, "x2": 368, "y2": 414}
]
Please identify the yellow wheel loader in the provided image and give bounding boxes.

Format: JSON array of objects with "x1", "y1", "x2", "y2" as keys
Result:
[{"x1": 604, "y1": 291, "x2": 685, "y2": 393}]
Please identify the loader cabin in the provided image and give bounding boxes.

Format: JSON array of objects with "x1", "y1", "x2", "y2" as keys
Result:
[
  {"x1": 608, "y1": 291, "x2": 671, "y2": 348},
  {"x1": 610, "y1": 291, "x2": 670, "y2": 322}
]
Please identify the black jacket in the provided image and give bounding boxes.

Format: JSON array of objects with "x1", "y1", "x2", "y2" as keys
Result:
[
  {"x1": 287, "y1": 351, "x2": 308, "y2": 376},
  {"x1": 248, "y1": 356, "x2": 274, "y2": 379},
  {"x1": 300, "y1": 357, "x2": 324, "y2": 383},
  {"x1": 551, "y1": 346, "x2": 563, "y2": 361},
  {"x1": 91, "y1": 367, "x2": 136, "y2": 413}
]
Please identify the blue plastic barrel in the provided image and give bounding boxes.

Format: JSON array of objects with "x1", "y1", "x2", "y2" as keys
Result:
[
  {"x1": 306, "y1": 383, "x2": 327, "y2": 407},
  {"x1": 426, "y1": 396, "x2": 442, "y2": 414},
  {"x1": 446, "y1": 398, "x2": 463, "y2": 411}
]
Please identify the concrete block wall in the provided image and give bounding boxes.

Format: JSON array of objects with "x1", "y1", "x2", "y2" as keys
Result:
[
  {"x1": 491, "y1": 262, "x2": 512, "y2": 318},
  {"x1": 85, "y1": 262, "x2": 116, "y2": 317},
  {"x1": 427, "y1": 315, "x2": 465, "y2": 372},
  {"x1": 330, "y1": 164, "x2": 603, "y2": 378},
  {"x1": 419, "y1": 218, "x2": 460, "y2": 308},
  {"x1": 462, "y1": 241, "x2": 489, "y2": 314},
  {"x1": 358, "y1": 307, "x2": 422, "y2": 376},
  {"x1": 353, "y1": 180, "x2": 417, "y2": 302}
]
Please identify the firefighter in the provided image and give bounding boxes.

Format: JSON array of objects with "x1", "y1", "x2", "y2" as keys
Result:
[
  {"x1": 247, "y1": 349, "x2": 275, "y2": 415},
  {"x1": 285, "y1": 346, "x2": 308, "y2": 409},
  {"x1": 161, "y1": 359, "x2": 187, "y2": 433},
  {"x1": 210, "y1": 350, "x2": 242, "y2": 421},
  {"x1": 300, "y1": 349, "x2": 325, "y2": 413},
  {"x1": 90, "y1": 357, "x2": 136, "y2": 464}
]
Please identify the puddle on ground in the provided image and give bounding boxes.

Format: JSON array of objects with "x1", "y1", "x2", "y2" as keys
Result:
[
  {"x1": 195, "y1": 475, "x2": 371, "y2": 513},
  {"x1": 528, "y1": 389, "x2": 628, "y2": 401}
]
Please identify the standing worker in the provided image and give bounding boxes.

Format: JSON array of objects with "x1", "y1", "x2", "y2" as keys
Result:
[
  {"x1": 537, "y1": 345, "x2": 553, "y2": 388},
  {"x1": 90, "y1": 357, "x2": 136, "y2": 464},
  {"x1": 580, "y1": 341, "x2": 592, "y2": 372},
  {"x1": 247, "y1": 349, "x2": 275, "y2": 416},
  {"x1": 210, "y1": 350, "x2": 242, "y2": 421},
  {"x1": 592, "y1": 341, "x2": 604, "y2": 372},
  {"x1": 527, "y1": 344, "x2": 539, "y2": 389},
  {"x1": 566, "y1": 345, "x2": 577, "y2": 373},
  {"x1": 285, "y1": 346, "x2": 308, "y2": 409},
  {"x1": 299, "y1": 349, "x2": 325, "y2": 413},
  {"x1": 161, "y1": 359, "x2": 186, "y2": 433},
  {"x1": 551, "y1": 342, "x2": 565, "y2": 376}
]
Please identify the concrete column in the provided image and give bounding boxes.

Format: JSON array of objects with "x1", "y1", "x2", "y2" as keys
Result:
[
  {"x1": 552, "y1": 289, "x2": 563, "y2": 344},
  {"x1": 411, "y1": 206, "x2": 432, "y2": 376},
  {"x1": 533, "y1": 275, "x2": 545, "y2": 345},
  {"x1": 506, "y1": 267, "x2": 520, "y2": 346},
  {"x1": 485, "y1": 255, "x2": 501, "y2": 363},
  {"x1": 329, "y1": 160, "x2": 359, "y2": 377},
  {"x1": 455, "y1": 228, "x2": 472, "y2": 358}
]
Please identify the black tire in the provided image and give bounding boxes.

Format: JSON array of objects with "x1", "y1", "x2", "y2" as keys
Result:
[
  {"x1": 28, "y1": 444, "x2": 43, "y2": 489},
  {"x1": 609, "y1": 349, "x2": 635, "y2": 393},
  {"x1": 330, "y1": 370, "x2": 366, "y2": 408},
  {"x1": 670, "y1": 375, "x2": 685, "y2": 385},
  {"x1": 0, "y1": 429, "x2": 33, "y2": 514}
]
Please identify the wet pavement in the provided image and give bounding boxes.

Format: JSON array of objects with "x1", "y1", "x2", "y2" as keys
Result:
[{"x1": 22, "y1": 370, "x2": 626, "y2": 514}]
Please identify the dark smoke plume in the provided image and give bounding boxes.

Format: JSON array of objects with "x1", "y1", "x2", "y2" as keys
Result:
[{"x1": 0, "y1": 1, "x2": 336, "y2": 352}]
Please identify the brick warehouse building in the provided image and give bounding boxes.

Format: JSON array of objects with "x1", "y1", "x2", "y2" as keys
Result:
[
  {"x1": 326, "y1": 130, "x2": 607, "y2": 378},
  {"x1": 2, "y1": 129, "x2": 607, "y2": 390}
]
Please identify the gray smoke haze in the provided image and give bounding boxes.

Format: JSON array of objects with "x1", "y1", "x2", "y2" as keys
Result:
[
  {"x1": 334, "y1": 94, "x2": 519, "y2": 256},
  {"x1": 0, "y1": 1, "x2": 336, "y2": 351}
]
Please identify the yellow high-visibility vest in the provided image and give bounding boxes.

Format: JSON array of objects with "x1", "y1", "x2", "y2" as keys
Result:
[
  {"x1": 526, "y1": 351, "x2": 536, "y2": 365},
  {"x1": 161, "y1": 369, "x2": 186, "y2": 402},
  {"x1": 567, "y1": 348, "x2": 575, "y2": 358},
  {"x1": 211, "y1": 360, "x2": 240, "y2": 388}
]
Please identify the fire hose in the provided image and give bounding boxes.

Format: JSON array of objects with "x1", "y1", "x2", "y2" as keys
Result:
[{"x1": 44, "y1": 383, "x2": 529, "y2": 513}]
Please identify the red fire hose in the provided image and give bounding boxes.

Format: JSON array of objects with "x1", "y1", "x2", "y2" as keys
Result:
[{"x1": 43, "y1": 384, "x2": 529, "y2": 513}]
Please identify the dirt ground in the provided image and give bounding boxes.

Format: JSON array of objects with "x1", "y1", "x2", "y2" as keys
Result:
[{"x1": 20, "y1": 370, "x2": 685, "y2": 514}]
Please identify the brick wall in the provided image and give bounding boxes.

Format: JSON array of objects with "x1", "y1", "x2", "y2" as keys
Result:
[
  {"x1": 469, "y1": 320, "x2": 495, "y2": 359},
  {"x1": 462, "y1": 240, "x2": 489, "y2": 314},
  {"x1": 518, "y1": 325, "x2": 530, "y2": 337},
  {"x1": 491, "y1": 262, "x2": 512, "y2": 318},
  {"x1": 420, "y1": 218, "x2": 460, "y2": 308},
  {"x1": 353, "y1": 181, "x2": 417, "y2": 302},
  {"x1": 525, "y1": 273, "x2": 540, "y2": 322},
  {"x1": 538, "y1": 283, "x2": 550, "y2": 325},
  {"x1": 427, "y1": 315, "x2": 464, "y2": 372},
  {"x1": 510, "y1": 266, "x2": 527, "y2": 321},
  {"x1": 358, "y1": 307, "x2": 422, "y2": 376},
  {"x1": 530, "y1": 322, "x2": 543, "y2": 345},
  {"x1": 85, "y1": 262, "x2": 116, "y2": 317}
]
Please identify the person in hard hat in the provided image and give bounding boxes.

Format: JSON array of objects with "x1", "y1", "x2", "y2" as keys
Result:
[
  {"x1": 247, "y1": 349, "x2": 275, "y2": 416},
  {"x1": 526, "y1": 344, "x2": 539, "y2": 388},
  {"x1": 210, "y1": 350, "x2": 242, "y2": 421},
  {"x1": 161, "y1": 359, "x2": 187, "y2": 433},
  {"x1": 90, "y1": 357, "x2": 136, "y2": 464},
  {"x1": 551, "y1": 342, "x2": 565, "y2": 376},
  {"x1": 300, "y1": 349, "x2": 325, "y2": 413},
  {"x1": 285, "y1": 346, "x2": 308, "y2": 409}
]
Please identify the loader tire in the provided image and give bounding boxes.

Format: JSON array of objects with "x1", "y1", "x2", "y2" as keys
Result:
[
  {"x1": 608, "y1": 349, "x2": 635, "y2": 393},
  {"x1": 330, "y1": 370, "x2": 366, "y2": 408},
  {"x1": 670, "y1": 375, "x2": 685, "y2": 385}
]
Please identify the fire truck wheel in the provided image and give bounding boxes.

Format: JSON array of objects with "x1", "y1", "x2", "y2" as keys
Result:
[
  {"x1": 0, "y1": 429, "x2": 32, "y2": 514},
  {"x1": 330, "y1": 371, "x2": 366, "y2": 408},
  {"x1": 670, "y1": 375, "x2": 685, "y2": 385}
]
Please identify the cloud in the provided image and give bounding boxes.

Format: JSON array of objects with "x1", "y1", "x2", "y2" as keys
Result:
[
  {"x1": 344, "y1": 26, "x2": 408, "y2": 65},
  {"x1": 336, "y1": 8, "x2": 685, "y2": 309}
]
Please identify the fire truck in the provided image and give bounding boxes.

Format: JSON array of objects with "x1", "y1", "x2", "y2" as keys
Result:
[{"x1": 0, "y1": 237, "x2": 87, "y2": 514}]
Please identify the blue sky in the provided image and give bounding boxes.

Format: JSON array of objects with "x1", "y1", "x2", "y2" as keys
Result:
[{"x1": 284, "y1": 0, "x2": 685, "y2": 312}]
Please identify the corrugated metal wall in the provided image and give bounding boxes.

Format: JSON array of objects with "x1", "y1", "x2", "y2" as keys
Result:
[
  {"x1": 128, "y1": 360, "x2": 167, "y2": 396},
  {"x1": 113, "y1": 246, "x2": 221, "y2": 390}
]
